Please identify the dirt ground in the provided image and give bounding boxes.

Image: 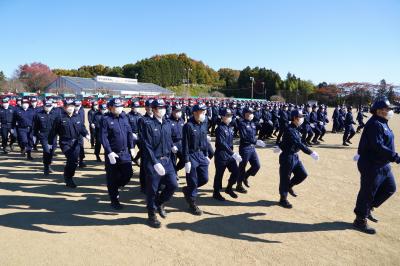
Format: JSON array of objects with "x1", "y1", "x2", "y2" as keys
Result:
[{"x1": 0, "y1": 108, "x2": 399, "y2": 265}]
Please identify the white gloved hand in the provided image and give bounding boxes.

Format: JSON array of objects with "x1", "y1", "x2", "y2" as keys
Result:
[
  {"x1": 132, "y1": 133, "x2": 138, "y2": 140},
  {"x1": 107, "y1": 152, "x2": 119, "y2": 165},
  {"x1": 153, "y1": 163, "x2": 166, "y2": 176},
  {"x1": 47, "y1": 144, "x2": 53, "y2": 150},
  {"x1": 90, "y1": 123, "x2": 95, "y2": 129},
  {"x1": 268, "y1": 120, "x2": 273, "y2": 126},
  {"x1": 232, "y1": 153, "x2": 242, "y2": 163},
  {"x1": 171, "y1": 146, "x2": 178, "y2": 154},
  {"x1": 319, "y1": 121, "x2": 323, "y2": 125},
  {"x1": 130, "y1": 148, "x2": 136, "y2": 158},
  {"x1": 273, "y1": 146, "x2": 282, "y2": 154},
  {"x1": 256, "y1": 139, "x2": 266, "y2": 148},
  {"x1": 353, "y1": 154, "x2": 360, "y2": 161},
  {"x1": 207, "y1": 135, "x2": 211, "y2": 142},
  {"x1": 185, "y1": 162, "x2": 191, "y2": 174},
  {"x1": 310, "y1": 124, "x2": 315, "y2": 128},
  {"x1": 310, "y1": 151, "x2": 319, "y2": 161},
  {"x1": 10, "y1": 129, "x2": 15, "y2": 134},
  {"x1": 259, "y1": 119, "x2": 264, "y2": 123},
  {"x1": 85, "y1": 134, "x2": 91, "y2": 141},
  {"x1": 32, "y1": 136, "x2": 37, "y2": 143}
]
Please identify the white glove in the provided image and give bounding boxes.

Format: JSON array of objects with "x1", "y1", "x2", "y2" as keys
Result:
[
  {"x1": 319, "y1": 121, "x2": 323, "y2": 125},
  {"x1": 90, "y1": 123, "x2": 95, "y2": 129},
  {"x1": 132, "y1": 133, "x2": 138, "y2": 140},
  {"x1": 32, "y1": 136, "x2": 37, "y2": 143},
  {"x1": 153, "y1": 163, "x2": 166, "y2": 176},
  {"x1": 107, "y1": 152, "x2": 119, "y2": 165},
  {"x1": 288, "y1": 121, "x2": 291, "y2": 124},
  {"x1": 353, "y1": 154, "x2": 360, "y2": 161},
  {"x1": 273, "y1": 146, "x2": 282, "y2": 154},
  {"x1": 259, "y1": 119, "x2": 264, "y2": 123},
  {"x1": 47, "y1": 144, "x2": 53, "y2": 150},
  {"x1": 85, "y1": 134, "x2": 91, "y2": 141},
  {"x1": 232, "y1": 153, "x2": 242, "y2": 163},
  {"x1": 310, "y1": 151, "x2": 319, "y2": 161},
  {"x1": 130, "y1": 148, "x2": 136, "y2": 158},
  {"x1": 268, "y1": 120, "x2": 273, "y2": 126},
  {"x1": 207, "y1": 135, "x2": 211, "y2": 142},
  {"x1": 185, "y1": 162, "x2": 191, "y2": 174},
  {"x1": 256, "y1": 139, "x2": 266, "y2": 148},
  {"x1": 310, "y1": 124, "x2": 315, "y2": 128},
  {"x1": 171, "y1": 146, "x2": 178, "y2": 154},
  {"x1": 10, "y1": 129, "x2": 14, "y2": 134}
]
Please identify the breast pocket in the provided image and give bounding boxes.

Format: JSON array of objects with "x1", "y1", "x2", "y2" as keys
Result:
[{"x1": 152, "y1": 128, "x2": 161, "y2": 146}]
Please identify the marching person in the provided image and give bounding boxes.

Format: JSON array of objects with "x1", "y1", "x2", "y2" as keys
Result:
[
  {"x1": 74, "y1": 100, "x2": 87, "y2": 168},
  {"x1": 49, "y1": 99, "x2": 90, "y2": 188},
  {"x1": 14, "y1": 98, "x2": 35, "y2": 160},
  {"x1": 127, "y1": 100, "x2": 142, "y2": 164},
  {"x1": 101, "y1": 98, "x2": 135, "y2": 210},
  {"x1": 274, "y1": 109, "x2": 319, "y2": 208},
  {"x1": 182, "y1": 103, "x2": 210, "y2": 216},
  {"x1": 353, "y1": 98, "x2": 398, "y2": 234},
  {"x1": 213, "y1": 108, "x2": 242, "y2": 201},
  {"x1": 236, "y1": 107, "x2": 266, "y2": 193},
  {"x1": 88, "y1": 101, "x2": 98, "y2": 149},
  {"x1": 93, "y1": 104, "x2": 107, "y2": 162},
  {"x1": 0, "y1": 98, "x2": 16, "y2": 154},
  {"x1": 169, "y1": 104, "x2": 185, "y2": 173},
  {"x1": 343, "y1": 106, "x2": 356, "y2": 146},
  {"x1": 356, "y1": 106, "x2": 368, "y2": 133},
  {"x1": 33, "y1": 99, "x2": 59, "y2": 176},
  {"x1": 141, "y1": 99, "x2": 178, "y2": 228},
  {"x1": 301, "y1": 104, "x2": 314, "y2": 147}
]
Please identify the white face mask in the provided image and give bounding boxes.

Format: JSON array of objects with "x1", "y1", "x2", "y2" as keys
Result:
[
  {"x1": 66, "y1": 106, "x2": 75, "y2": 114},
  {"x1": 198, "y1": 113, "x2": 206, "y2": 122},
  {"x1": 247, "y1": 114, "x2": 254, "y2": 121},
  {"x1": 3, "y1": 103, "x2": 9, "y2": 109},
  {"x1": 297, "y1": 117, "x2": 304, "y2": 126},
  {"x1": 174, "y1": 111, "x2": 182, "y2": 119},
  {"x1": 385, "y1": 110, "x2": 394, "y2": 120},
  {"x1": 93, "y1": 105, "x2": 98, "y2": 110},
  {"x1": 52, "y1": 103, "x2": 58, "y2": 108},
  {"x1": 155, "y1": 108, "x2": 166, "y2": 119},
  {"x1": 101, "y1": 110, "x2": 108, "y2": 114},
  {"x1": 223, "y1": 117, "x2": 232, "y2": 125},
  {"x1": 31, "y1": 102, "x2": 37, "y2": 108},
  {"x1": 74, "y1": 106, "x2": 80, "y2": 112},
  {"x1": 44, "y1": 106, "x2": 53, "y2": 113},
  {"x1": 22, "y1": 103, "x2": 29, "y2": 110},
  {"x1": 307, "y1": 108, "x2": 311, "y2": 113},
  {"x1": 113, "y1": 107, "x2": 124, "y2": 115}
]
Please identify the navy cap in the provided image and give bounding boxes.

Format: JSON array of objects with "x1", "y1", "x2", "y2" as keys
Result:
[
  {"x1": 31, "y1": 97, "x2": 37, "y2": 102},
  {"x1": 192, "y1": 103, "x2": 207, "y2": 112},
  {"x1": 220, "y1": 108, "x2": 233, "y2": 117},
  {"x1": 371, "y1": 97, "x2": 395, "y2": 112},
  {"x1": 2, "y1": 98, "x2": 10, "y2": 103},
  {"x1": 150, "y1": 99, "x2": 166, "y2": 108},
  {"x1": 172, "y1": 105, "x2": 182, "y2": 111},
  {"x1": 145, "y1": 99, "x2": 154, "y2": 107},
  {"x1": 130, "y1": 101, "x2": 140, "y2": 108},
  {"x1": 22, "y1": 98, "x2": 30, "y2": 103},
  {"x1": 43, "y1": 99, "x2": 53, "y2": 107},
  {"x1": 99, "y1": 103, "x2": 107, "y2": 110},
  {"x1": 291, "y1": 109, "x2": 304, "y2": 119},
  {"x1": 74, "y1": 100, "x2": 82, "y2": 106},
  {"x1": 109, "y1": 98, "x2": 124, "y2": 107},
  {"x1": 243, "y1": 107, "x2": 254, "y2": 114},
  {"x1": 63, "y1": 99, "x2": 74, "y2": 106}
]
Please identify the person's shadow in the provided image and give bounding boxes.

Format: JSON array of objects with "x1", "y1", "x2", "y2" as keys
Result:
[{"x1": 167, "y1": 212, "x2": 352, "y2": 243}]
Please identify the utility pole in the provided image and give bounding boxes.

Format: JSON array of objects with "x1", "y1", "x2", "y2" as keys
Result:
[{"x1": 250, "y1": 77, "x2": 254, "y2": 99}]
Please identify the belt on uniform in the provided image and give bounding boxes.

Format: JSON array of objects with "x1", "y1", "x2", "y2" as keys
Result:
[{"x1": 158, "y1": 156, "x2": 170, "y2": 160}]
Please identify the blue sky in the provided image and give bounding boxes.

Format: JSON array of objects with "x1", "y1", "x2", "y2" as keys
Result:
[{"x1": 0, "y1": 0, "x2": 399, "y2": 84}]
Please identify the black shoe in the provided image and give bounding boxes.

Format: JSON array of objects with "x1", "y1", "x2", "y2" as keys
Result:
[
  {"x1": 353, "y1": 218, "x2": 376, "y2": 234},
  {"x1": 213, "y1": 191, "x2": 226, "y2": 201},
  {"x1": 343, "y1": 142, "x2": 349, "y2": 146},
  {"x1": 48, "y1": 166, "x2": 54, "y2": 173},
  {"x1": 2, "y1": 148, "x2": 8, "y2": 154},
  {"x1": 91, "y1": 145, "x2": 95, "y2": 149},
  {"x1": 346, "y1": 140, "x2": 352, "y2": 144},
  {"x1": 236, "y1": 185, "x2": 247, "y2": 194},
  {"x1": 288, "y1": 188, "x2": 297, "y2": 197},
  {"x1": 44, "y1": 165, "x2": 50, "y2": 176},
  {"x1": 367, "y1": 208, "x2": 379, "y2": 223},
  {"x1": 65, "y1": 178, "x2": 77, "y2": 188},
  {"x1": 319, "y1": 138, "x2": 325, "y2": 142},
  {"x1": 96, "y1": 155, "x2": 102, "y2": 162},
  {"x1": 157, "y1": 204, "x2": 167, "y2": 218},
  {"x1": 279, "y1": 198, "x2": 293, "y2": 209},
  {"x1": 188, "y1": 203, "x2": 203, "y2": 216},
  {"x1": 243, "y1": 177, "x2": 250, "y2": 188},
  {"x1": 225, "y1": 187, "x2": 238, "y2": 199},
  {"x1": 111, "y1": 200, "x2": 124, "y2": 210},
  {"x1": 79, "y1": 161, "x2": 87, "y2": 168},
  {"x1": 312, "y1": 140, "x2": 320, "y2": 145},
  {"x1": 147, "y1": 211, "x2": 161, "y2": 228},
  {"x1": 182, "y1": 186, "x2": 191, "y2": 204},
  {"x1": 26, "y1": 152, "x2": 33, "y2": 161}
]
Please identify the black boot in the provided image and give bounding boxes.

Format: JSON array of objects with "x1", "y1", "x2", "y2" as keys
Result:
[
  {"x1": 48, "y1": 165, "x2": 54, "y2": 173},
  {"x1": 343, "y1": 142, "x2": 349, "y2": 146},
  {"x1": 279, "y1": 195, "x2": 293, "y2": 209},
  {"x1": 367, "y1": 208, "x2": 378, "y2": 223},
  {"x1": 147, "y1": 210, "x2": 161, "y2": 228},
  {"x1": 188, "y1": 202, "x2": 203, "y2": 216},
  {"x1": 64, "y1": 177, "x2": 77, "y2": 188},
  {"x1": 288, "y1": 187, "x2": 297, "y2": 197},
  {"x1": 243, "y1": 176, "x2": 250, "y2": 188},
  {"x1": 236, "y1": 182, "x2": 248, "y2": 194},
  {"x1": 213, "y1": 190, "x2": 226, "y2": 201},
  {"x1": 353, "y1": 217, "x2": 376, "y2": 234},
  {"x1": 26, "y1": 151, "x2": 33, "y2": 160},
  {"x1": 96, "y1": 155, "x2": 102, "y2": 162},
  {"x1": 225, "y1": 185, "x2": 238, "y2": 199},
  {"x1": 44, "y1": 165, "x2": 50, "y2": 176},
  {"x1": 78, "y1": 161, "x2": 87, "y2": 168},
  {"x1": 111, "y1": 199, "x2": 123, "y2": 210},
  {"x1": 157, "y1": 203, "x2": 167, "y2": 218}
]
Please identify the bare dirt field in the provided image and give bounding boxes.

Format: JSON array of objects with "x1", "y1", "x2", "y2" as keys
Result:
[{"x1": 0, "y1": 108, "x2": 399, "y2": 265}]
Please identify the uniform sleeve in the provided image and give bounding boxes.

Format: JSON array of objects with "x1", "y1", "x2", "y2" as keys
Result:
[
  {"x1": 142, "y1": 121, "x2": 159, "y2": 165},
  {"x1": 125, "y1": 119, "x2": 134, "y2": 150},
  {"x1": 182, "y1": 124, "x2": 190, "y2": 163},
  {"x1": 367, "y1": 123, "x2": 399, "y2": 162},
  {"x1": 101, "y1": 118, "x2": 112, "y2": 155},
  {"x1": 291, "y1": 129, "x2": 312, "y2": 155},
  {"x1": 48, "y1": 116, "x2": 60, "y2": 144}
]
